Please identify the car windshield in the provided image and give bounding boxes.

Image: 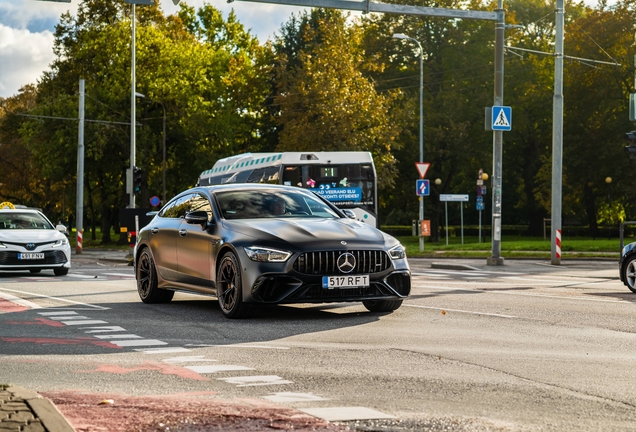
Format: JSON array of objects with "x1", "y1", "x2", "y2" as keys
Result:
[
  {"x1": 0, "y1": 212, "x2": 54, "y2": 230},
  {"x1": 215, "y1": 190, "x2": 341, "y2": 220}
]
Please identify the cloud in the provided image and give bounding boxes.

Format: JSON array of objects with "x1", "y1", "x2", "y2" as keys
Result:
[
  {"x1": 0, "y1": 0, "x2": 305, "y2": 97},
  {"x1": 0, "y1": 24, "x2": 55, "y2": 98}
]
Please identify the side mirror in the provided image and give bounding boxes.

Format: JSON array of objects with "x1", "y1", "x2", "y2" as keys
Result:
[
  {"x1": 342, "y1": 209, "x2": 356, "y2": 219},
  {"x1": 146, "y1": 211, "x2": 158, "y2": 217},
  {"x1": 185, "y1": 210, "x2": 210, "y2": 225},
  {"x1": 55, "y1": 224, "x2": 69, "y2": 237}
]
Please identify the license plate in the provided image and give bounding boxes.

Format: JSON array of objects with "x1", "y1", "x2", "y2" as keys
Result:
[
  {"x1": 322, "y1": 275, "x2": 369, "y2": 289},
  {"x1": 18, "y1": 253, "x2": 44, "y2": 260}
]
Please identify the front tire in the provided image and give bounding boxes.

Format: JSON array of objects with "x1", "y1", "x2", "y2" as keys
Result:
[
  {"x1": 53, "y1": 268, "x2": 68, "y2": 276},
  {"x1": 217, "y1": 252, "x2": 253, "y2": 319},
  {"x1": 363, "y1": 299, "x2": 403, "y2": 313},
  {"x1": 622, "y1": 254, "x2": 636, "y2": 293},
  {"x1": 136, "y1": 249, "x2": 174, "y2": 303}
]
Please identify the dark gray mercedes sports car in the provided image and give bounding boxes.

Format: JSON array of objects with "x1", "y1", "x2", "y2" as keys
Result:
[{"x1": 134, "y1": 184, "x2": 411, "y2": 318}]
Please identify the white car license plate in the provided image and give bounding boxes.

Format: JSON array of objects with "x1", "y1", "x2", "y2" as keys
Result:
[
  {"x1": 18, "y1": 253, "x2": 44, "y2": 260},
  {"x1": 322, "y1": 275, "x2": 369, "y2": 289}
]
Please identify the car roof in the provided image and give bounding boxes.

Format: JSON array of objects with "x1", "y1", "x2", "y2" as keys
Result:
[{"x1": 197, "y1": 184, "x2": 309, "y2": 194}]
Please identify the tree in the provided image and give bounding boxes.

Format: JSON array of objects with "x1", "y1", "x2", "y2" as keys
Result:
[{"x1": 271, "y1": 9, "x2": 401, "y2": 194}]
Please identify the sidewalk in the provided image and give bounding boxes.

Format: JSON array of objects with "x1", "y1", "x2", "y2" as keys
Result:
[{"x1": 0, "y1": 385, "x2": 74, "y2": 432}]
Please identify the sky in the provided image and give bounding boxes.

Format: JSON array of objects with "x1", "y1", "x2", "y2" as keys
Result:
[{"x1": 0, "y1": 0, "x2": 310, "y2": 98}]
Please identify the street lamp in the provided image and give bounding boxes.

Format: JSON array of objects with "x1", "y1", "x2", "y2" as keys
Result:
[
  {"x1": 393, "y1": 32, "x2": 424, "y2": 252},
  {"x1": 136, "y1": 92, "x2": 167, "y2": 204}
]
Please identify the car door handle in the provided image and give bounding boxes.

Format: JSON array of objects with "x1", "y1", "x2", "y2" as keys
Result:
[
  {"x1": 151, "y1": 227, "x2": 159, "y2": 234},
  {"x1": 179, "y1": 229, "x2": 187, "y2": 237}
]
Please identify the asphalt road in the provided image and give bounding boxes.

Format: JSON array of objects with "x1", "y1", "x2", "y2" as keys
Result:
[{"x1": 0, "y1": 258, "x2": 634, "y2": 431}]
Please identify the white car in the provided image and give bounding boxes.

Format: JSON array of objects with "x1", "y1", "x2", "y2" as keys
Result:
[{"x1": 0, "y1": 209, "x2": 71, "y2": 275}]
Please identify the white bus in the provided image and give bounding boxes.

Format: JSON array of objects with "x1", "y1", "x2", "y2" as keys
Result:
[{"x1": 197, "y1": 152, "x2": 378, "y2": 226}]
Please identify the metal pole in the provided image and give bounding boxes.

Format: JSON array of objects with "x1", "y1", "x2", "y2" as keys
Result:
[
  {"x1": 461, "y1": 204, "x2": 464, "y2": 244},
  {"x1": 488, "y1": 4, "x2": 505, "y2": 266},
  {"x1": 76, "y1": 79, "x2": 85, "y2": 254},
  {"x1": 129, "y1": 4, "x2": 136, "y2": 209},
  {"x1": 445, "y1": 201, "x2": 449, "y2": 245},
  {"x1": 162, "y1": 103, "x2": 166, "y2": 204},
  {"x1": 418, "y1": 39, "x2": 424, "y2": 252},
  {"x1": 550, "y1": 0, "x2": 564, "y2": 265},
  {"x1": 479, "y1": 210, "x2": 482, "y2": 243}
]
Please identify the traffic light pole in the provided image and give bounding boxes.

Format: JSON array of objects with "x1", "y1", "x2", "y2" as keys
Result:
[
  {"x1": 487, "y1": 5, "x2": 505, "y2": 266},
  {"x1": 550, "y1": 0, "x2": 564, "y2": 265}
]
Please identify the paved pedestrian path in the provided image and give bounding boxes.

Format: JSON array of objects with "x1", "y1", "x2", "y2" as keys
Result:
[{"x1": 0, "y1": 385, "x2": 74, "y2": 432}]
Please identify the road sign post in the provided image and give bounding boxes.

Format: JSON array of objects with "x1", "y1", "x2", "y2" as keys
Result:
[{"x1": 440, "y1": 194, "x2": 469, "y2": 245}]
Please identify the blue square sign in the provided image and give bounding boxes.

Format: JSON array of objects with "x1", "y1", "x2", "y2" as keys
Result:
[
  {"x1": 416, "y1": 179, "x2": 430, "y2": 196},
  {"x1": 492, "y1": 106, "x2": 512, "y2": 131}
]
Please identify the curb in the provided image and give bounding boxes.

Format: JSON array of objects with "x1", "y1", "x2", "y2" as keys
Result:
[{"x1": 1, "y1": 385, "x2": 76, "y2": 432}]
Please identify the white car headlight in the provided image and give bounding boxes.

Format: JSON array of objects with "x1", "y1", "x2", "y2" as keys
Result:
[
  {"x1": 0, "y1": 243, "x2": 6, "y2": 248},
  {"x1": 52, "y1": 239, "x2": 69, "y2": 248},
  {"x1": 244, "y1": 247, "x2": 292, "y2": 263},
  {"x1": 388, "y1": 244, "x2": 406, "y2": 260}
]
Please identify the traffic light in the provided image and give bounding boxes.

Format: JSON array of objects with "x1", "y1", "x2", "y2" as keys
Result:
[
  {"x1": 133, "y1": 166, "x2": 142, "y2": 194},
  {"x1": 626, "y1": 131, "x2": 636, "y2": 160}
]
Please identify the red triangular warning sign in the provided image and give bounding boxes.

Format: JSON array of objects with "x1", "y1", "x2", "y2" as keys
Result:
[{"x1": 415, "y1": 162, "x2": 430, "y2": 179}]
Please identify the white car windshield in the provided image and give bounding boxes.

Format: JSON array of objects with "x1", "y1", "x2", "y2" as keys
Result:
[
  {"x1": 0, "y1": 212, "x2": 54, "y2": 230},
  {"x1": 216, "y1": 190, "x2": 341, "y2": 220}
]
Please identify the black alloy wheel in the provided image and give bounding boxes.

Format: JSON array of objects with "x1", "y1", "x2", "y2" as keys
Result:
[
  {"x1": 363, "y1": 299, "x2": 403, "y2": 313},
  {"x1": 136, "y1": 248, "x2": 174, "y2": 303},
  {"x1": 217, "y1": 252, "x2": 253, "y2": 319}
]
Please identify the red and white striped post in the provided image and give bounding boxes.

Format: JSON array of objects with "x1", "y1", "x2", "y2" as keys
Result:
[
  {"x1": 555, "y1": 229, "x2": 561, "y2": 259},
  {"x1": 76, "y1": 229, "x2": 83, "y2": 254}
]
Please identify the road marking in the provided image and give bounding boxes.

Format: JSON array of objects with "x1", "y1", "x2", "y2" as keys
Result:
[
  {"x1": 67, "y1": 273, "x2": 102, "y2": 279},
  {"x1": 186, "y1": 344, "x2": 290, "y2": 350},
  {"x1": 418, "y1": 284, "x2": 629, "y2": 303},
  {"x1": 300, "y1": 407, "x2": 395, "y2": 421},
  {"x1": 0, "y1": 287, "x2": 109, "y2": 310},
  {"x1": 61, "y1": 320, "x2": 109, "y2": 326},
  {"x1": 185, "y1": 365, "x2": 254, "y2": 374},
  {"x1": 38, "y1": 311, "x2": 78, "y2": 316},
  {"x1": 264, "y1": 392, "x2": 328, "y2": 403},
  {"x1": 0, "y1": 292, "x2": 41, "y2": 309},
  {"x1": 162, "y1": 356, "x2": 209, "y2": 363},
  {"x1": 218, "y1": 375, "x2": 293, "y2": 387},
  {"x1": 48, "y1": 315, "x2": 95, "y2": 321},
  {"x1": 109, "y1": 339, "x2": 168, "y2": 347},
  {"x1": 93, "y1": 334, "x2": 143, "y2": 339},
  {"x1": 404, "y1": 304, "x2": 517, "y2": 319},
  {"x1": 136, "y1": 347, "x2": 192, "y2": 354},
  {"x1": 83, "y1": 326, "x2": 127, "y2": 333}
]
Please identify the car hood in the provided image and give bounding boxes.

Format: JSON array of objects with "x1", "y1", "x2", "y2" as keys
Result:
[
  {"x1": 222, "y1": 218, "x2": 392, "y2": 250},
  {"x1": 0, "y1": 230, "x2": 66, "y2": 243}
]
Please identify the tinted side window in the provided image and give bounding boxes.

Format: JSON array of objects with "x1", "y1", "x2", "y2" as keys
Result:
[
  {"x1": 189, "y1": 194, "x2": 213, "y2": 219},
  {"x1": 160, "y1": 195, "x2": 191, "y2": 219}
]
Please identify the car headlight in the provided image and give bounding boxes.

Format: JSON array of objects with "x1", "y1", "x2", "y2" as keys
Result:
[
  {"x1": 388, "y1": 244, "x2": 406, "y2": 260},
  {"x1": 0, "y1": 243, "x2": 6, "y2": 248},
  {"x1": 52, "y1": 239, "x2": 69, "y2": 248},
  {"x1": 244, "y1": 246, "x2": 292, "y2": 263}
]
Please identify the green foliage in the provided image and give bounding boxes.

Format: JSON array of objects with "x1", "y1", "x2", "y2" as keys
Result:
[
  {"x1": 0, "y1": 0, "x2": 635, "y2": 243},
  {"x1": 271, "y1": 9, "x2": 401, "y2": 190}
]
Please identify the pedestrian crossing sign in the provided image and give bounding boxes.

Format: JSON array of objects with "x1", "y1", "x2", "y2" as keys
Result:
[{"x1": 491, "y1": 106, "x2": 512, "y2": 131}]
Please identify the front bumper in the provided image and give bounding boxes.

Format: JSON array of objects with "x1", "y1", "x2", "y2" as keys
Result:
[
  {"x1": 0, "y1": 249, "x2": 71, "y2": 271},
  {"x1": 249, "y1": 270, "x2": 411, "y2": 304}
]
